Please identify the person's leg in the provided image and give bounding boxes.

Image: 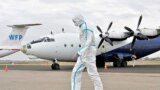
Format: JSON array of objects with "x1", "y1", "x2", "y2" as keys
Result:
[
  {"x1": 85, "y1": 57, "x2": 103, "y2": 90},
  {"x1": 71, "y1": 57, "x2": 85, "y2": 90}
]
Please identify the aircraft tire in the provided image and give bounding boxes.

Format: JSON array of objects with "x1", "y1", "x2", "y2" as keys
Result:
[
  {"x1": 96, "y1": 56, "x2": 105, "y2": 68},
  {"x1": 113, "y1": 60, "x2": 121, "y2": 67},
  {"x1": 51, "y1": 63, "x2": 60, "y2": 70},
  {"x1": 121, "y1": 61, "x2": 127, "y2": 67}
]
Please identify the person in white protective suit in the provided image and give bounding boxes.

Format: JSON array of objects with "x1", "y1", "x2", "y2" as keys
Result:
[{"x1": 71, "y1": 14, "x2": 103, "y2": 90}]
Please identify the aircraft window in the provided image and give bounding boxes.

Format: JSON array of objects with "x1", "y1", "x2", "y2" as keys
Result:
[
  {"x1": 30, "y1": 39, "x2": 42, "y2": 44},
  {"x1": 71, "y1": 44, "x2": 73, "y2": 47},
  {"x1": 43, "y1": 37, "x2": 55, "y2": 42},
  {"x1": 27, "y1": 44, "x2": 31, "y2": 49},
  {"x1": 64, "y1": 44, "x2": 67, "y2": 47},
  {"x1": 44, "y1": 37, "x2": 48, "y2": 42},
  {"x1": 50, "y1": 38, "x2": 55, "y2": 42},
  {"x1": 30, "y1": 37, "x2": 55, "y2": 44},
  {"x1": 102, "y1": 45, "x2": 105, "y2": 48}
]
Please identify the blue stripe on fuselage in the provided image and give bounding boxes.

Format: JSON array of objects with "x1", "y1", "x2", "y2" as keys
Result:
[{"x1": 98, "y1": 36, "x2": 160, "y2": 60}]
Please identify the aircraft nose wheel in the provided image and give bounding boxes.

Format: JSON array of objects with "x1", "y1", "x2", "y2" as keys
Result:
[{"x1": 51, "y1": 63, "x2": 60, "y2": 70}]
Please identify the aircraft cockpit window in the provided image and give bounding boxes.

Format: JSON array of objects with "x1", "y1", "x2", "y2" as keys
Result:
[
  {"x1": 43, "y1": 37, "x2": 55, "y2": 42},
  {"x1": 30, "y1": 38, "x2": 43, "y2": 44},
  {"x1": 30, "y1": 37, "x2": 55, "y2": 44},
  {"x1": 48, "y1": 38, "x2": 55, "y2": 42}
]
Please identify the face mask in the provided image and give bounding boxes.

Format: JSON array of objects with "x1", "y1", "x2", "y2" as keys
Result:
[{"x1": 72, "y1": 19, "x2": 79, "y2": 26}]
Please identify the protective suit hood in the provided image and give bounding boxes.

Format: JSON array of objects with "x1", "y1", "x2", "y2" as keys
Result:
[{"x1": 72, "y1": 14, "x2": 85, "y2": 27}]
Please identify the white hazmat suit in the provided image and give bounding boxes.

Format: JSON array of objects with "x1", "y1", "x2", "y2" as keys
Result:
[{"x1": 71, "y1": 14, "x2": 103, "y2": 90}]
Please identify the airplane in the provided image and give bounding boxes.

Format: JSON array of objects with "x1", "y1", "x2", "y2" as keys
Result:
[
  {"x1": 98, "y1": 15, "x2": 160, "y2": 67},
  {"x1": 1, "y1": 15, "x2": 159, "y2": 70},
  {"x1": 99, "y1": 36, "x2": 160, "y2": 67},
  {"x1": 20, "y1": 15, "x2": 160, "y2": 70},
  {"x1": 0, "y1": 23, "x2": 41, "y2": 58}
]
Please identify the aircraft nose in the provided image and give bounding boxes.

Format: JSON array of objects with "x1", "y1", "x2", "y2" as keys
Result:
[{"x1": 22, "y1": 44, "x2": 31, "y2": 53}]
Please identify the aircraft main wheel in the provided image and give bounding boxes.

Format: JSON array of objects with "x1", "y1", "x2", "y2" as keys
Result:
[
  {"x1": 113, "y1": 60, "x2": 121, "y2": 67},
  {"x1": 96, "y1": 56, "x2": 105, "y2": 68},
  {"x1": 121, "y1": 61, "x2": 127, "y2": 67},
  {"x1": 51, "y1": 63, "x2": 60, "y2": 70}
]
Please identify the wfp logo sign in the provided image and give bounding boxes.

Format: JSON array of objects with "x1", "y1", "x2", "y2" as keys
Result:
[{"x1": 9, "y1": 34, "x2": 23, "y2": 41}]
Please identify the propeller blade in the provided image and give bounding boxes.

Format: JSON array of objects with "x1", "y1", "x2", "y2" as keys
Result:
[
  {"x1": 124, "y1": 26, "x2": 134, "y2": 36},
  {"x1": 104, "y1": 37, "x2": 113, "y2": 46},
  {"x1": 98, "y1": 39, "x2": 104, "y2": 48},
  {"x1": 106, "y1": 22, "x2": 113, "y2": 33},
  {"x1": 97, "y1": 26, "x2": 103, "y2": 33},
  {"x1": 124, "y1": 26, "x2": 134, "y2": 33},
  {"x1": 137, "y1": 15, "x2": 142, "y2": 29},
  {"x1": 130, "y1": 37, "x2": 136, "y2": 51},
  {"x1": 124, "y1": 32, "x2": 133, "y2": 37},
  {"x1": 137, "y1": 33, "x2": 148, "y2": 40}
]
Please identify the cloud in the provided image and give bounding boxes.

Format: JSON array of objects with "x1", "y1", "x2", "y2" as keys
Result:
[
  {"x1": 0, "y1": 0, "x2": 160, "y2": 59},
  {"x1": 0, "y1": 0, "x2": 160, "y2": 38}
]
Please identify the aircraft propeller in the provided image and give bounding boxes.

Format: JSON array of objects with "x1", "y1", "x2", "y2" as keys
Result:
[
  {"x1": 97, "y1": 22, "x2": 113, "y2": 48},
  {"x1": 124, "y1": 15, "x2": 148, "y2": 50}
]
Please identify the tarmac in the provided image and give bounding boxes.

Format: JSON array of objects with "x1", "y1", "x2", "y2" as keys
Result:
[{"x1": 0, "y1": 61, "x2": 160, "y2": 90}]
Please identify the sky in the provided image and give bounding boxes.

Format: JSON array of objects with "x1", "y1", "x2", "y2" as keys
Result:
[{"x1": 0, "y1": 0, "x2": 160, "y2": 60}]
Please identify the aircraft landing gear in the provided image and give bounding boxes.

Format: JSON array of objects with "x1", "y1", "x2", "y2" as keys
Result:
[
  {"x1": 113, "y1": 60, "x2": 128, "y2": 67},
  {"x1": 131, "y1": 55, "x2": 137, "y2": 67},
  {"x1": 96, "y1": 56, "x2": 105, "y2": 68},
  {"x1": 121, "y1": 61, "x2": 127, "y2": 67},
  {"x1": 113, "y1": 60, "x2": 121, "y2": 67},
  {"x1": 51, "y1": 59, "x2": 60, "y2": 70},
  {"x1": 51, "y1": 63, "x2": 60, "y2": 70}
]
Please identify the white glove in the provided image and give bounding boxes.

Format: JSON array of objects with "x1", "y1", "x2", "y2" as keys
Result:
[{"x1": 72, "y1": 53, "x2": 81, "y2": 59}]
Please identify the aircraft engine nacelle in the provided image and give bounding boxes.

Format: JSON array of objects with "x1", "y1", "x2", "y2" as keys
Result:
[
  {"x1": 108, "y1": 31, "x2": 130, "y2": 41},
  {"x1": 140, "y1": 28, "x2": 159, "y2": 38}
]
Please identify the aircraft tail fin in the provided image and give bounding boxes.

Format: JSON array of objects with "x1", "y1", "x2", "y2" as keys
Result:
[{"x1": 0, "y1": 23, "x2": 42, "y2": 50}]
